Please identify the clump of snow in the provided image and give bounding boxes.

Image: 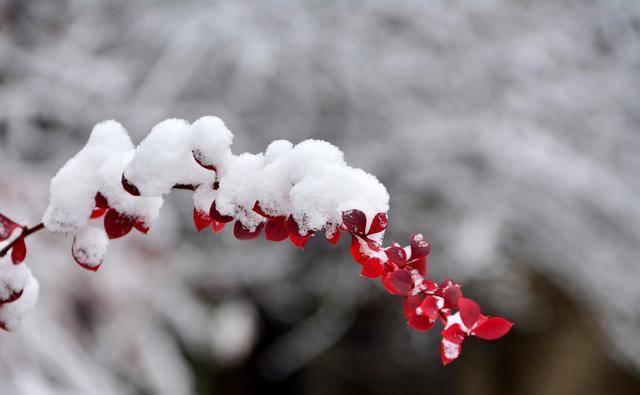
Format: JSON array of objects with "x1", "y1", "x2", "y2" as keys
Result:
[
  {"x1": 72, "y1": 226, "x2": 109, "y2": 269},
  {"x1": 193, "y1": 183, "x2": 218, "y2": 214},
  {"x1": 98, "y1": 151, "x2": 163, "y2": 226},
  {"x1": 191, "y1": 116, "x2": 234, "y2": 170},
  {"x1": 215, "y1": 153, "x2": 267, "y2": 230},
  {"x1": 0, "y1": 257, "x2": 30, "y2": 301},
  {"x1": 123, "y1": 119, "x2": 212, "y2": 196},
  {"x1": 45, "y1": 115, "x2": 390, "y2": 266},
  {"x1": 0, "y1": 256, "x2": 38, "y2": 331},
  {"x1": 43, "y1": 120, "x2": 133, "y2": 232}
]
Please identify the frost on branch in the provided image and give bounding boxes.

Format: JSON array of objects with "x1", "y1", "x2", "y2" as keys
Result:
[{"x1": 6, "y1": 114, "x2": 513, "y2": 364}]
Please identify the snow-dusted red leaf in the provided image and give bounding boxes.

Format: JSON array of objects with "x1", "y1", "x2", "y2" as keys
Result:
[
  {"x1": 209, "y1": 201, "x2": 234, "y2": 223},
  {"x1": 325, "y1": 227, "x2": 341, "y2": 245},
  {"x1": 440, "y1": 324, "x2": 466, "y2": 366},
  {"x1": 72, "y1": 236, "x2": 102, "y2": 272},
  {"x1": 349, "y1": 236, "x2": 368, "y2": 265},
  {"x1": 133, "y1": 219, "x2": 149, "y2": 234},
  {"x1": 472, "y1": 317, "x2": 513, "y2": 340},
  {"x1": 193, "y1": 208, "x2": 212, "y2": 231},
  {"x1": 0, "y1": 214, "x2": 21, "y2": 242},
  {"x1": 233, "y1": 221, "x2": 265, "y2": 240},
  {"x1": 287, "y1": 218, "x2": 314, "y2": 250},
  {"x1": 11, "y1": 237, "x2": 26, "y2": 265},
  {"x1": 121, "y1": 174, "x2": 141, "y2": 196},
  {"x1": 408, "y1": 311, "x2": 436, "y2": 332},
  {"x1": 94, "y1": 193, "x2": 109, "y2": 208},
  {"x1": 211, "y1": 220, "x2": 227, "y2": 233},
  {"x1": 409, "y1": 233, "x2": 431, "y2": 260},
  {"x1": 403, "y1": 294, "x2": 424, "y2": 320},
  {"x1": 440, "y1": 279, "x2": 463, "y2": 310},
  {"x1": 192, "y1": 149, "x2": 217, "y2": 171},
  {"x1": 420, "y1": 295, "x2": 440, "y2": 321},
  {"x1": 386, "y1": 269, "x2": 412, "y2": 296},
  {"x1": 104, "y1": 210, "x2": 135, "y2": 239},
  {"x1": 90, "y1": 207, "x2": 107, "y2": 219},
  {"x1": 252, "y1": 202, "x2": 271, "y2": 218},
  {"x1": 342, "y1": 209, "x2": 366, "y2": 235},
  {"x1": 368, "y1": 212, "x2": 387, "y2": 235},
  {"x1": 408, "y1": 256, "x2": 427, "y2": 276},
  {"x1": 458, "y1": 297, "x2": 482, "y2": 328},
  {"x1": 361, "y1": 257, "x2": 383, "y2": 278},
  {"x1": 384, "y1": 245, "x2": 407, "y2": 267},
  {"x1": 265, "y1": 217, "x2": 289, "y2": 242}
]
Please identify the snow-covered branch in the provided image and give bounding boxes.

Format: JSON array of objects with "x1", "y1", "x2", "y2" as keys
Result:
[{"x1": 0, "y1": 116, "x2": 512, "y2": 365}]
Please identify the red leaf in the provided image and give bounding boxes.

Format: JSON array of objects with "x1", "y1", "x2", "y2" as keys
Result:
[
  {"x1": 193, "y1": 208, "x2": 212, "y2": 232},
  {"x1": 233, "y1": 220, "x2": 265, "y2": 240},
  {"x1": 408, "y1": 256, "x2": 427, "y2": 276},
  {"x1": 287, "y1": 218, "x2": 314, "y2": 250},
  {"x1": 361, "y1": 257, "x2": 383, "y2": 278},
  {"x1": 71, "y1": 236, "x2": 102, "y2": 272},
  {"x1": 342, "y1": 209, "x2": 366, "y2": 235},
  {"x1": 368, "y1": 212, "x2": 388, "y2": 235},
  {"x1": 211, "y1": 220, "x2": 227, "y2": 233},
  {"x1": 325, "y1": 227, "x2": 340, "y2": 245},
  {"x1": 403, "y1": 294, "x2": 425, "y2": 320},
  {"x1": 192, "y1": 149, "x2": 217, "y2": 171},
  {"x1": 121, "y1": 174, "x2": 140, "y2": 196},
  {"x1": 0, "y1": 288, "x2": 23, "y2": 304},
  {"x1": 265, "y1": 217, "x2": 289, "y2": 242},
  {"x1": 409, "y1": 233, "x2": 431, "y2": 260},
  {"x1": 134, "y1": 219, "x2": 149, "y2": 234},
  {"x1": 349, "y1": 236, "x2": 368, "y2": 265},
  {"x1": 472, "y1": 317, "x2": 513, "y2": 340},
  {"x1": 420, "y1": 295, "x2": 440, "y2": 321},
  {"x1": 386, "y1": 269, "x2": 412, "y2": 296},
  {"x1": 440, "y1": 279, "x2": 463, "y2": 310},
  {"x1": 11, "y1": 237, "x2": 26, "y2": 265},
  {"x1": 104, "y1": 210, "x2": 134, "y2": 239},
  {"x1": 458, "y1": 297, "x2": 482, "y2": 328},
  {"x1": 440, "y1": 324, "x2": 466, "y2": 366},
  {"x1": 0, "y1": 214, "x2": 21, "y2": 242},
  {"x1": 209, "y1": 201, "x2": 234, "y2": 223},
  {"x1": 94, "y1": 193, "x2": 109, "y2": 209},
  {"x1": 384, "y1": 246, "x2": 407, "y2": 267},
  {"x1": 408, "y1": 312, "x2": 435, "y2": 332},
  {"x1": 90, "y1": 207, "x2": 107, "y2": 219},
  {"x1": 252, "y1": 202, "x2": 271, "y2": 218}
]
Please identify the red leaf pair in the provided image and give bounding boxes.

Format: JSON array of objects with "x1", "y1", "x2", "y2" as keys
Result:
[
  {"x1": 342, "y1": 209, "x2": 387, "y2": 238},
  {"x1": 439, "y1": 297, "x2": 513, "y2": 365},
  {"x1": 252, "y1": 202, "x2": 316, "y2": 249}
]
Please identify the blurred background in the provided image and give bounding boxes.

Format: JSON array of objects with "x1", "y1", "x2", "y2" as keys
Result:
[{"x1": 1, "y1": 0, "x2": 639, "y2": 394}]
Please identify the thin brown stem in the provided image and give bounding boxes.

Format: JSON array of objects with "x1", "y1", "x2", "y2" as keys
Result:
[{"x1": 0, "y1": 222, "x2": 45, "y2": 257}]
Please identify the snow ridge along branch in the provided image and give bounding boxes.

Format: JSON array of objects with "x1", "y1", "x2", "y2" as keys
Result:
[{"x1": 0, "y1": 116, "x2": 512, "y2": 365}]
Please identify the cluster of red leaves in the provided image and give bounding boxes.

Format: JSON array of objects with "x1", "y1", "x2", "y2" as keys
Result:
[
  {"x1": 190, "y1": 201, "x2": 513, "y2": 364},
  {"x1": 73, "y1": 192, "x2": 149, "y2": 271}
]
